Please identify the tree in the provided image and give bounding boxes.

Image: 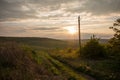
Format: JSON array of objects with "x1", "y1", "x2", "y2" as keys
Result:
[
  {"x1": 109, "y1": 18, "x2": 120, "y2": 57},
  {"x1": 81, "y1": 35, "x2": 106, "y2": 59}
]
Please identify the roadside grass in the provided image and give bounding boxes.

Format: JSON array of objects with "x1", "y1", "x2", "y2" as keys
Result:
[
  {"x1": 50, "y1": 48, "x2": 120, "y2": 80},
  {"x1": 0, "y1": 42, "x2": 65, "y2": 80}
]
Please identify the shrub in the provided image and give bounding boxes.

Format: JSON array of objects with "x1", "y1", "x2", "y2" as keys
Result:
[
  {"x1": 108, "y1": 18, "x2": 120, "y2": 59},
  {"x1": 81, "y1": 35, "x2": 106, "y2": 59}
]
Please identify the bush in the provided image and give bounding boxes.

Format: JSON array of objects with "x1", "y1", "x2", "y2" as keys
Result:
[
  {"x1": 81, "y1": 35, "x2": 106, "y2": 59},
  {"x1": 108, "y1": 18, "x2": 120, "y2": 59}
]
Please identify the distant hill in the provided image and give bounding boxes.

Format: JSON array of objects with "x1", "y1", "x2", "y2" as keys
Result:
[
  {"x1": 82, "y1": 39, "x2": 109, "y2": 44},
  {"x1": 0, "y1": 37, "x2": 69, "y2": 49},
  {"x1": 66, "y1": 39, "x2": 109, "y2": 45},
  {"x1": 0, "y1": 37, "x2": 109, "y2": 49}
]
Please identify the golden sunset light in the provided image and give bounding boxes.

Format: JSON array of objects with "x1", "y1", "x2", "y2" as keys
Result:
[
  {"x1": 65, "y1": 26, "x2": 77, "y2": 35},
  {"x1": 0, "y1": 0, "x2": 120, "y2": 80}
]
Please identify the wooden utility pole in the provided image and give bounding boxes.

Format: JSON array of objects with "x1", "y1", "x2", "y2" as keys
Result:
[{"x1": 78, "y1": 16, "x2": 81, "y2": 54}]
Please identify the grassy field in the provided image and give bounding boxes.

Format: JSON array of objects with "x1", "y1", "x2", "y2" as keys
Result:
[
  {"x1": 0, "y1": 41, "x2": 95, "y2": 80},
  {"x1": 0, "y1": 37, "x2": 119, "y2": 80}
]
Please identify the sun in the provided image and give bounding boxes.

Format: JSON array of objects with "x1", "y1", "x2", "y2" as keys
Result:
[{"x1": 65, "y1": 26, "x2": 77, "y2": 34}]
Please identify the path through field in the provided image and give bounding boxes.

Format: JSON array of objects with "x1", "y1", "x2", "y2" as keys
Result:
[{"x1": 36, "y1": 52, "x2": 95, "y2": 80}]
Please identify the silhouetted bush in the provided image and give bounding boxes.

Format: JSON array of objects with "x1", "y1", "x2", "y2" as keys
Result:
[
  {"x1": 81, "y1": 35, "x2": 106, "y2": 60},
  {"x1": 108, "y1": 18, "x2": 120, "y2": 59}
]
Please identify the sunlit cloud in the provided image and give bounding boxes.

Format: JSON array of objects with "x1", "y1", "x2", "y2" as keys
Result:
[{"x1": 0, "y1": 0, "x2": 120, "y2": 39}]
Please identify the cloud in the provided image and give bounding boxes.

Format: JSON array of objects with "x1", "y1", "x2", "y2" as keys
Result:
[
  {"x1": 0, "y1": 26, "x2": 26, "y2": 36},
  {"x1": 32, "y1": 27, "x2": 61, "y2": 31},
  {"x1": 1, "y1": 0, "x2": 120, "y2": 22},
  {"x1": 25, "y1": 0, "x2": 75, "y2": 6},
  {"x1": 0, "y1": 0, "x2": 76, "y2": 21},
  {"x1": 0, "y1": 0, "x2": 39, "y2": 21},
  {"x1": 66, "y1": 0, "x2": 120, "y2": 15},
  {"x1": 0, "y1": 0, "x2": 119, "y2": 39}
]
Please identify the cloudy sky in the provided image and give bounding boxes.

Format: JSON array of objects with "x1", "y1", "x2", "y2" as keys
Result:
[{"x1": 0, "y1": 0, "x2": 120, "y2": 39}]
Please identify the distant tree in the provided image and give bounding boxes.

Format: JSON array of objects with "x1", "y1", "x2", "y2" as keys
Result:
[
  {"x1": 109, "y1": 18, "x2": 120, "y2": 57},
  {"x1": 81, "y1": 35, "x2": 106, "y2": 59}
]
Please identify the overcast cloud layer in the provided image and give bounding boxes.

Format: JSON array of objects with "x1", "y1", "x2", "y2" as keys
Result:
[{"x1": 0, "y1": 0, "x2": 120, "y2": 39}]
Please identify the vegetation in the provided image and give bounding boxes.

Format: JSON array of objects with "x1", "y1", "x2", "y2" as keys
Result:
[
  {"x1": 0, "y1": 42, "x2": 92, "y2": 80},
  {"x1": 81, "y1": 35, "x2": 106, "y2": 59},
  {"x1": 0, "y1": 42, "x2": 38, "y2": 80},
  {"x1": 108, "y1": 18, "x2": 120, "y2": 59},
  {"x1": 49, "y1": 19, "x2": 120, "y2": 80}
]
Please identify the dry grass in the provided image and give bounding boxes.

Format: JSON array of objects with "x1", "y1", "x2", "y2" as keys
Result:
[{"x1": 0, "y1": 42, "x2": 50, "y2": 80}]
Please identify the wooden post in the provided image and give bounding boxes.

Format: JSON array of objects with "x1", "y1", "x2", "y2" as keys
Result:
[{"x1": 78, "y1": 16, "x2": 81, "y2": 54}]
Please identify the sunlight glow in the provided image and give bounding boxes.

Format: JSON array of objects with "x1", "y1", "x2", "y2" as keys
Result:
[{"x1": 65, "y1": 26, "x2": 77, "y2": 34}]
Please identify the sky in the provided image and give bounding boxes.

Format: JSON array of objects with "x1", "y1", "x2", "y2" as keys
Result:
[{"x1": 0, "y1": 0, "x2": 120, "y2": 39}]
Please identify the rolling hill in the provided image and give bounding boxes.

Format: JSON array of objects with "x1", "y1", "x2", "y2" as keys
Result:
[
  {"x1": 0, "y1": 37, "x2": 69, "y2": 49},
  {"x1": 0, "y1": 37, "x2": 108, "y2": 49}
]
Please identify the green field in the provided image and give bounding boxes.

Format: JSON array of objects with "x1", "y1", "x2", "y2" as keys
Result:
[
  {"x1": 0, "y1": 41, "x2": 94, "y2": 80},
  {"x1": 0, "y1": 37, "x2": 119, "y2": 80}
]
